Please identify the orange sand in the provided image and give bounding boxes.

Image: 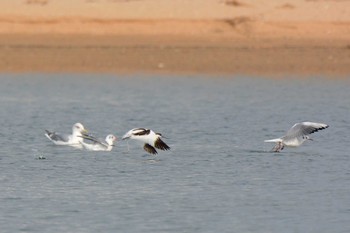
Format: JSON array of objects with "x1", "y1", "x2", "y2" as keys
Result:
[{"x1": 0, "y1": 0, "x2": 349, "y2": 76}]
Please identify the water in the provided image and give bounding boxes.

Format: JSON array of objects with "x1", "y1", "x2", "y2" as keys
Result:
[{"x1": 0, "y1": 74, "x2": 349, "y2": 233}]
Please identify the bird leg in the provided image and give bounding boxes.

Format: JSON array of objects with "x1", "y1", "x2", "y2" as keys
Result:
[
  {"x1": 123, "y1": 140, "x2": 130, "y2": 154},
  {"x1": 272, "y1": 142, "x2": 284, "y2": 152}
]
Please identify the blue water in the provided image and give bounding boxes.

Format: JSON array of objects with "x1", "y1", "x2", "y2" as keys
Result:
[{"x1": 0, "y1": 74, "x2": 349, "y2": 233}]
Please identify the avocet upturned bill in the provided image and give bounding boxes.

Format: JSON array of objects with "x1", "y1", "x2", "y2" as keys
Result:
[
  {"x1": 122, "y1": 128, "x2": 170, "y2": 154},
  {"x1": 45, "y1": 122, "x2": 89, "y2": 149},
  {"x1": 80, "y1": 134, "x2": 117, "y2": 151},
  {"x1": 264, "y1": 122, "x2": 329, "y2": 152}
]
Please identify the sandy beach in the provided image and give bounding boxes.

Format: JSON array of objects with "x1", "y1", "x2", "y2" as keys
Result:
[{"x1": 1, "y1": 0, "x2": 349, "y2": 76}]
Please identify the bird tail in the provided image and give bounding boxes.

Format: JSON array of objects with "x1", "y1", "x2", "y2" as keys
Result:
[
  {"x1": 45, "y1": 130, "x2": 53, "y2": 139},
  {"x1": 264, "y1": 138, "x2": 282, "y2": 143}
]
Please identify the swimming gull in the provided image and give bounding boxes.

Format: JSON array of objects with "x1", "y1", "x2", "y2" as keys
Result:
[
  {"x1": 79, "y1": 134, "x2": 117, "y2": 151},
  {"x1": 45, "y1": 122, "x2": 88, "y2": 149}
]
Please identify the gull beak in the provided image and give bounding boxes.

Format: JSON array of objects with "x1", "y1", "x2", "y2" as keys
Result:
[
  {"x1": 81, "y1": 129, "x2": 89, "y2": 136},
  {"x1": 122, "y1": 133, "x2": 130, "y2": 140},
  {"x1": 79, "y1": 134, "x2": 92, "y2": 140}
]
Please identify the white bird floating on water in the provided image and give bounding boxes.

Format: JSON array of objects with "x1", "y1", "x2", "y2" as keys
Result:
[
  {"x1": 122, "y1": 128, "x2": 170, "y2": 155},
  {"x1": 264, "y1": 122, "x2": 329, "y2": 152},
  {"x1": 45, "y1": 123, "x2": 88, "y2": 149},
  {"x1": 79, "y1": 134, "x2": 117, "y2": 151}
]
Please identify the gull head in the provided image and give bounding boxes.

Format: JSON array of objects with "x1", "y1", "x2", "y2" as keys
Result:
[
  {"x1": 106, "y1": 134, "x2": 117, "y2": 145},
  {"x1": 72, "y1": 123, "x2": 88, "y2": 136}
]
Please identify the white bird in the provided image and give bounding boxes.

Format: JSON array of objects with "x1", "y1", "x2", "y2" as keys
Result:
[
  {"x1": 264, "y1": 122, "x2": 329, "y2": 152},
  {"x1": 79, "y1": 134, "x2": 117, "y2": 151},
  {"x1": 45, "y1": 123, "x2": 88, "y2": 149},
  {"x1": 122, "y1": 128, "x2": 170, "y2": 155}
]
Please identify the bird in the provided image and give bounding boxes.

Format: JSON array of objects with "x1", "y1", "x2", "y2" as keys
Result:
[
  {"x1": 45, "y1": 122, "x2": 89, "y2": 149},
  {"x1": 122, "y1": 128, "x2": 170, "y2": 154},
  {"x1": 79, "y1": 134, "x2": 117, "y2": 151},
  {"x1": 264, "y1": 122, "x2": 329, "y2": 152}
]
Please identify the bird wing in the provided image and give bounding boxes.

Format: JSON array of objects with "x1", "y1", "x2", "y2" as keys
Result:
[
  {"x1": 154, "y1": 138, "x2": 170, "y2": 151},
  {"x1": 45, "y1": 130, "x2": 69, "y2": 142},
  {"x1": 79, "y1": 134, "x2": 108, "y2": 147},
  {"x1": 133, "y1": 128, "x2": 151, "y2": 136},
  {"x1": 283, "y1": 122, "x2": 329, "y2": 140},
  {"x1": 143, "y1": 143, "x2": 157, "y2": 155}
]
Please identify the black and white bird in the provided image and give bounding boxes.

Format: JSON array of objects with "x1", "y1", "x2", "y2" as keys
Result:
[
  {"x1": 79, "y1": 134, "x2": 117, "y2": 151},
  {"x1": 264, "y1": 122, "x2": 329, "y2": 152},
  {"x1": 45, "y1": 122, "x2": 89, "y2": 149},
  {"x1": 122, "y1": 128, "x2": 170, "y2": 154}
]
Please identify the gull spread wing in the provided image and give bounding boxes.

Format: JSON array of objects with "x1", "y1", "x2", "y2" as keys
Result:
[{"x1": 283, "y1": 122, "x2": 329, "y2": 140}]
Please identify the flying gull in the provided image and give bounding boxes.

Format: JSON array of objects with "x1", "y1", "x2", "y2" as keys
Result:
[{"x1": 264, "y1": 122, "x2": 329, "y2": 152}]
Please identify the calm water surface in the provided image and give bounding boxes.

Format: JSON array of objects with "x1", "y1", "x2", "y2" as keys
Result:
[{"x1": 0, "y1": 74, "x2": 349, "y2": 233}]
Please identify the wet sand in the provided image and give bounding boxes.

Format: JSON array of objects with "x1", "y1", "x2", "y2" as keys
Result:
[{"x1": 1, "y1": 30, "x2": 349, "y2": 76}]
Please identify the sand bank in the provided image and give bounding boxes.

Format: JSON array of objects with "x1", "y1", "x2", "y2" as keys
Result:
[
  {"x1": 1, "y1": 31, "x2": 349, "y2": 76},
  {"x1": 0, "y1": 0, "x2": 349, "y2": 76}
]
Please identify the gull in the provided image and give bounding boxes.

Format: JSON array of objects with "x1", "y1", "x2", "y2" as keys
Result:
[
  {"x1": 264, "y1": 122, "x2": 329, "y2": 152},
  {"x1": 79, "y1": 134, "x2": 117, "y2": 151},
  {"x1": 45, "y1": 122, "x2": 88, "y2": 149},
  {"x1": 122, "y1": 128, "x2": 170, "y2": 155}
]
